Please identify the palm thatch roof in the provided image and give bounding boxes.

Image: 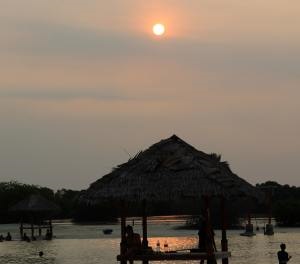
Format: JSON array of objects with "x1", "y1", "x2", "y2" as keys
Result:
[
  {"x1": 10, "y1": 194, "x2": 60, "y2": 213},
  {"x1": 83, "y1": 135, "x2": 261, "y2": 203}
]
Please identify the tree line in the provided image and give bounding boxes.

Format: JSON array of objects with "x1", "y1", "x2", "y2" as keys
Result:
[{"x1": 1, "y1": 181, "x2": 300, "y2": 226}]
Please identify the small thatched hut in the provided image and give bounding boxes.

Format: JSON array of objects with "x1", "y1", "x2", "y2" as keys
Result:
[
  {"x1": 82, "y1": 135, "x2": 261, "y2": 264},
  {"x1": 10, "y1": 194, "x2": 59, "y2": 239}
]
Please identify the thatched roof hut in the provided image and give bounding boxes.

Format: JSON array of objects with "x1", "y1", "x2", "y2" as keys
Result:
[
  {"x1": 83, "y1": 135, "x2": 261, "y2": 203},
  {"x1": 10, "y1": 194, "x2": 59, "y2": 214},
  {"x1": 11, "y1": 194, "x2": 60, "y2": 239}
]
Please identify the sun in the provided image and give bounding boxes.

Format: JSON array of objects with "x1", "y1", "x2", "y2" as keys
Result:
[{"x1": 152, "y1": 23, "x2": 165, "y2": 36}]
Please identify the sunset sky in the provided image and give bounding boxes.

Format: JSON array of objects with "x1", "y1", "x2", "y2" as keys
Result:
[{"x1": 0, "y1": 1, "x2": 299, "y2": 189}]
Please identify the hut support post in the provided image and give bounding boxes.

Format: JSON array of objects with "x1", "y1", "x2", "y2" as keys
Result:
[
  {"x1": 120, "y1": 201, "x2": 127, "y2": 264},
  {"x1": 142, "y1": 199, "x2": 149, "y2": 264},
  {"x1": 31, "y1": 217, "x2": 34, "y2": 238},
  {"x1": 49, "y1": 219, "x2": 53, "y2": 236},
  {"x1": 268, "y1": 190, "x2": 272, "y2": 225},
  {"x1": 221, "y1": 197, "x2": 228, "y2": 264},
  {"x1": 20, "y1": 219, "x2": 23, "y2": 239},
  {"x1": 204, "y1": 196, "x2": 216, "y2": 264},
  {"x1": 38, "y1": 220, "x2": 42, "y2": 237}
]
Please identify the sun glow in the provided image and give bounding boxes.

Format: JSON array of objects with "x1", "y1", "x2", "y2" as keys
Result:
[{"x1": 152, "y1": 23, "x2": 165, "y2": 36}]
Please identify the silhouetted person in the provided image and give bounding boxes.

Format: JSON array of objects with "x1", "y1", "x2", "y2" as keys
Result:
[
  {"x1": 0, "y1": 234, "x2": 3, "y2": 242},
  {"x1": 198, "y1": 219, "x2": 216, "y2": 250},
  {"x1": 5, "y1": 232, "x2": 12, "y2": 241},
  {"x1": 198, "y1": 217, "x2": 217, "y2": 264},
  {"x1": 278, "y1": 243, "x2": 291, "y2": 264},
  {"x1": 45, "y1": 229, "x2": 52, "y2": 240},
  {"x1": 125, "y1": 225, "x2": 142, "y2": 264},
  {"x1": 39, "y1": 251, "x2": 44, "y2": 257},
  {"x1": 23, "y1": 233, "x2": 31, "y2": 242}
]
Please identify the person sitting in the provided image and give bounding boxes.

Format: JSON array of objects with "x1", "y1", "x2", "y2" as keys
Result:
[
  {"x1": 125, "y1": 225, "x2": 142, "y2": 264},
  {"x1": 45, "y1": 229, "x2": 52, "y2": 240},
  {"x1": 198, "y1": 218, "x2": 216, "y2": 251},
  {"x1": 198, "y1": 217, "x2": 217, "y2": 264},
  {"x1": 22, "y1": 233, "x2": 31, "y2": 242},
  {"x1": 5, "y1": 232, "x2": 12, "y2": 241},
  {"x1": 278, "y1": 243, "x2": 291, "y2": 264}
]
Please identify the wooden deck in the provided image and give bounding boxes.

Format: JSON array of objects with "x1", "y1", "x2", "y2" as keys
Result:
[{"x1": 117, "y1": 251, "x2": 231, "y2": 261}]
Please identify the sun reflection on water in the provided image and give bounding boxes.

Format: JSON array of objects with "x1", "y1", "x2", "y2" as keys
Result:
[{"x1": 148, "y1": 236, "x2": 197, "y2": 252}]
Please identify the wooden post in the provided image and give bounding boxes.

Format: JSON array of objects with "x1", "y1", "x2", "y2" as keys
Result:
[
  {"x1": 38, "y1": 220, "x2": 42, "y2": 237},
  {"x1": 120, "y1": 201, "x2": 127, "y2": 264},
  {"x1": 142, "y1": 199, "x2": 149, "y2": 264},
  {"x1": 20, "y1": 219, "x2": 23, "y2": 240},
  {"x1": 204, "y1": 196, "x2": 217, "y2": 264},
  {"x1": 247, "y1": 213, "x2": 251, "y2": 225},
  {"x1": 31, "y1": 217, "x2": 34, "y2": 238},
  {"x1": 49, "y1": 219, "x2": 53, "y2": 237},
  {"x1": 142, "y1": 199, "x2": 148, "y2": 249},
  {"x1": 221, "y1": 196, "x2": 228, "y2": 264},
  {"x1": 268, "y1": 190, "x2": 272, "y2": 225},
  {"x1": 204, "y1": 196, "x2": 211, "y2": 264}
]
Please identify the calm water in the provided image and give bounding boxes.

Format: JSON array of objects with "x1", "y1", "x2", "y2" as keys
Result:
[{"x1": 0, "y1": 219, "x2": 299, "y2": 264}]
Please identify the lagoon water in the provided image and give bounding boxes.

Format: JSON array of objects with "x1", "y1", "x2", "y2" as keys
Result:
[{"x1": 0, "y1": 219, "x2": 300, "y2": 264}]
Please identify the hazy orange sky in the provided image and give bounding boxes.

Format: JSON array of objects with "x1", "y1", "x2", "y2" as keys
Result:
[{"x1": 0, "y1": 1, "x2": 299, "y2": 189}]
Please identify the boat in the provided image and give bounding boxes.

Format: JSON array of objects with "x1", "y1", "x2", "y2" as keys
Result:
[
  {"x1": 240, "y1": 232, "x2": 256, "y2": 237},
  {"x1": 103, "y1": 229, "x2": 113, "y2": 235}
]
